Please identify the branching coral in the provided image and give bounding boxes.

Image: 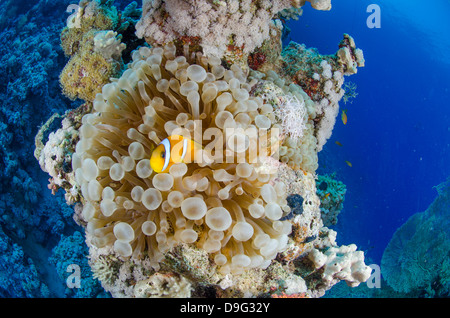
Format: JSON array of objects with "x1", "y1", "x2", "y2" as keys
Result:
[
  {"x1": 48, "y1": 231, "x2": 106, "y2": 297},
  {"x1": 300, "y1": 0, "x2": 331, "y2": 11},
  {"x1": 293, "y1": 227, "x2": 372, "y2": 297},
  {"x1": 94, "y1": 30, "x2": 127, "y2": 62},
  {"x1": 308, "y1": 243, "x2": 371, "y2": 288}
]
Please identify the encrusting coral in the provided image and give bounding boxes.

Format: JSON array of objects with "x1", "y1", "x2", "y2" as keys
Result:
[{"x1": 36, "y1": 0, "x2": 372, "y2": 298}]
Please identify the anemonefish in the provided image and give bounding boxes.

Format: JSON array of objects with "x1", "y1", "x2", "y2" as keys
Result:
[
  {"x1": 150, "y1": 135, "x2": 200, "y2": 173},
  {"x1": 341, "y1": 109, "x2": 348, "y2": 125}
]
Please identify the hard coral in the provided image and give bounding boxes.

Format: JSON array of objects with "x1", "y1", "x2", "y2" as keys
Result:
[
  {"x1": 135, "y1": 0, "x2": 301, "y2": 59},
  {"x1": 59, "y1": 0, "x2": 126, "y2": 102},
  {"x1": 35, "y1": 102, "x2": 92, "y2": 205},
  {"x1": 60, "y1": 30, "x2": 124, "y2": 101},
  {"x1": 61, "y1": 0, "x2": 119, "y2": 57},
  {"x1": 316, "y1": 174, "x2": 346, "y2": 227},
  {"x1": 281, "y1": 34, "x2": 364, "y2": 151}
]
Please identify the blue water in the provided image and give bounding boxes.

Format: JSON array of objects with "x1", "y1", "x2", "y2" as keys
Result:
[
  {"x1": 287, "y1": 0, "x2": 450, "y2": 265},
  {"x1": 0, "y1": 0, "x2": 449, "y2": 297}
]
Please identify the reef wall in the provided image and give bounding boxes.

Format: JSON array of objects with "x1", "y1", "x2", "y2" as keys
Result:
[{"x1": 0, "y1": 0, "x2": 107, "y2": 297}]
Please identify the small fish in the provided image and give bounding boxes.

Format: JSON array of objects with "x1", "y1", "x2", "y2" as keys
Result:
[
  {"x1": 324, "y1": 193, "x2": 331, "y2": 198},
  {"x1": 150, "y1": 135, "x2": 200, "y2": 173},
  {"x1": 335, "y1": 141, "x2": 343, "y2": 147},
  {"x1": 345, "y1": 160, "x2": 352, "y2": 167},
  {"x1": 341, "y1": 109, "x2": 348, "y2": 125}
]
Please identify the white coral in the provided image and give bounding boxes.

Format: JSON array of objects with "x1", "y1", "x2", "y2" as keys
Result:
[
  {"x1": 273, "y1": 94, "x2": 307, "y2": 140},
  {"x1": 134, "y1": 273, "x2": 192, "y2": 298},
  {"x1": 135, "y1": 0, "x2": 298, "y2": 58},
  {"x1": 308, "y1": 243, "x2": 372, "y2": 288},
  {"x1": 301, "y1": 0, "x2": 332, "y2": 11},
  {"x1": 93, "y1": 30, "x2": 126, "y2": 62}
]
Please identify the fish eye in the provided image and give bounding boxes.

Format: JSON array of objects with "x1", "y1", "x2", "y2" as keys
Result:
[{"x1": 161, "y1": 151, "x2": 165, "y2": 158}]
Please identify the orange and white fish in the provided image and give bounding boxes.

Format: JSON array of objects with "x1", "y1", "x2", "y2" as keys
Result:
[
  {"x1": 341, "y1": 109, "x2": 348, "y2": 125},
  {"x1": 150, "y1": 135, "x2": 200, "y2": 173}
]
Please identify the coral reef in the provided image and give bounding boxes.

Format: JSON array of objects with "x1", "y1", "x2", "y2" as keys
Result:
[
  {"x1": 136, "y1": 0, "x2": 303, "y2": 60},
  {"x1": 381, "y1": 178, "x2": 450, "y2": 297},
  {"x1": 59, "y1": 0, "x2": 125, "y2": 102},
  {"x1": 291, "y1": 227, "x2": 371, "y2": 298},
  {"x1": 250, "y1": 75, "x2": 319, "y2": 174},
  {"x1": 49, "y1": 231, "x2": 106, "y2": 297},
  {"x1": 0, "y1": 0, "x2": 110, "y2": 298},
  {"x1": 34, "y1": 0, "x2": 371, "y2": 298},
  {"x1": 316, "y1": 173, "x2": 346, "y2": 226},
  {"x1": 0, "y1": 225, "x2": 49, "y2": 297},
  {"x1": 35, "y1": 102, "x2": 91, "y2": 205},
  {"x1": 281, "y1": 34, "x2": 364, "y2": 151}
]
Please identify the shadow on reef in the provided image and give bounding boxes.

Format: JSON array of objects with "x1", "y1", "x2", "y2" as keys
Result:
[{"x1": 0, "y1": 0, "x2": 125, "y2": 297}]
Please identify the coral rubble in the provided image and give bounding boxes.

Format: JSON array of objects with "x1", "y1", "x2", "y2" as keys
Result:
[{"x1": 36, "y1": 0, "x2": 371, "y2": 298}]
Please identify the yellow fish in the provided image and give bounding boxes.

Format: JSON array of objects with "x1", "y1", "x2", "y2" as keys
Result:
[
  {"x1": 345, "y1": 160, "x2": 352, "y2": 167},
  {"x1": 150, "y1": 135, "x2": 199, "y2": 173},
  {"x1": 341, "y1": 109, "x2": 348, "y2": 125},
  {"x1": 335, "y1": 141, "x2": 343, "y2": 147}
]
